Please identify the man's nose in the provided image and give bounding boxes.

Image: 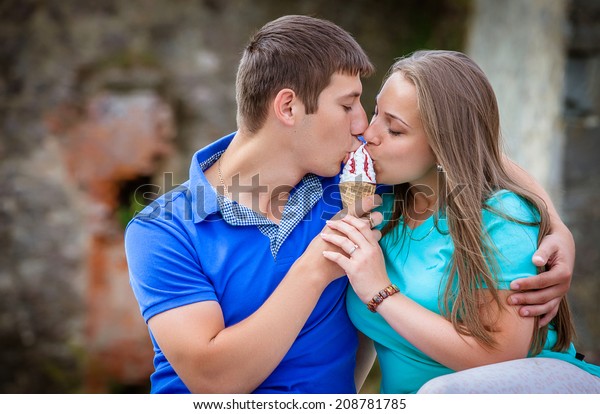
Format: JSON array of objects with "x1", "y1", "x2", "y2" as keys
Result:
[{"x1": 351, "y1": 105, "x2": 368, "y2": 137}]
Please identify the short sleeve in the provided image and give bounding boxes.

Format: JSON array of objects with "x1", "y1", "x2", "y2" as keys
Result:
[
  {"x1": 482, "y1": 191, "x2": 541, "y2": 289},
  {"x1": 125, "y1": 215, "x2": 217, "y2": 323}
]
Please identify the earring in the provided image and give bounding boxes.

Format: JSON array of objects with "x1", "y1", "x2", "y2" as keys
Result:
[{"x1": 436, "y1": 164, "x2": 444, "y2": 172}]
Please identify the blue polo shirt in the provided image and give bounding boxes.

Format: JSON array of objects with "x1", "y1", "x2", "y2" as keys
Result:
[{"x1": 125, "y1": 132, "x2": 358, "y2": 393}]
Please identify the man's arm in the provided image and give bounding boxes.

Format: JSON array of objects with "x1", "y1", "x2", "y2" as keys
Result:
[
  {"x1": 148, "y1": 247, "x2": 339, "y2": 393},
  {"x1": 503, "y1": 156, "x2": 575, "y2": 325},
  {"x1": 144, "y1": 196, "x2": 382, "y2": 393}
]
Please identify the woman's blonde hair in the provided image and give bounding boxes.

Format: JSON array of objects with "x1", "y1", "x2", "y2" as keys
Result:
[{"x1": 381, "y1": 50, "x2": 573, "y2": 354}]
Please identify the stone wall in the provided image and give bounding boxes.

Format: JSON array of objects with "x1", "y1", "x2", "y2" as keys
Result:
[
  {"x1": 0, "y1": 0, "x2": 469, "y2": 392},
  {"x1": 466, "y1": 0, "x2": 567, "y2": 202},
  {"x1": 2, "y1": 0, "x2": 597, "y2": 395},
  {"x1": 467, "y1": 0, "x2": 600, "y2": 364},
  {"x1": 562, "y1": 0, "x2": 600, "y2": 364}
]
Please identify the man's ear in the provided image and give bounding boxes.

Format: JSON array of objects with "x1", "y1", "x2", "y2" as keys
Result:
[{"x1": 273, "y1": 89, "x2": 301, "y2": 126}]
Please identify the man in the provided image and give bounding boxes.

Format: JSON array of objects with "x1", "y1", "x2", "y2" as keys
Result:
[{"x1": 125, "y1": 15, "x2": 574, "y2": 393}]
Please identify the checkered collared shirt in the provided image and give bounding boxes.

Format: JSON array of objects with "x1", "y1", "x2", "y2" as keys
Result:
[{"x1": 200, "y1": 151, "x2": 323, "y2": 258}]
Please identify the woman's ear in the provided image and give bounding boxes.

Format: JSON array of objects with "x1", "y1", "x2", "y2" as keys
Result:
[{"x1": 272, "y1": 89, "x2": 301, "y2": 126}]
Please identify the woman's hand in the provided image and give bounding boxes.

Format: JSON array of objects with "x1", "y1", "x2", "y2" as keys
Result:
[
  {"x1": 296, "y1": 195, "x2": 383, "y2": 286},
  {"x1": 321, "y1": 214, "x2": 389, "y2": 303}
]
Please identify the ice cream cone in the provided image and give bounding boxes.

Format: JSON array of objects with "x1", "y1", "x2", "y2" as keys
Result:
[
  {"x1": 340, "y1": 181, "x2": 376, "y2": 215},
  {"x1": 339, "y1": 143, "x2": 376, "y2": 215}
]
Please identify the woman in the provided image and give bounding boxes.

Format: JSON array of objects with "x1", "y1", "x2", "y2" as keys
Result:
[{"x1": 321, "y1": 50, "x2": 600, "y2": 393}]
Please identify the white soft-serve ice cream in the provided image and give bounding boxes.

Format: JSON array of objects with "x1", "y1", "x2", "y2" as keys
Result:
[{"x1": 339, "y1": 143, "x2": 376, "y2": 214}]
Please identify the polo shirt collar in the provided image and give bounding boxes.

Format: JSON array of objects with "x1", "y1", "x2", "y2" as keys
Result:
[{"x1": 189, "y1": 132, "x2": 235, "y2": 223}]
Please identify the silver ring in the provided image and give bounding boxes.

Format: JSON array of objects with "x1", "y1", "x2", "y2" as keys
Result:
[{"x1": 348, "y1": 244, "x2": 359, "y2": 255}]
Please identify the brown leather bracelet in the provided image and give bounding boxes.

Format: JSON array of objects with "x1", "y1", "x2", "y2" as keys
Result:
[{"x1": 367, "y1": 284, "x2": 400, "y2": 312}]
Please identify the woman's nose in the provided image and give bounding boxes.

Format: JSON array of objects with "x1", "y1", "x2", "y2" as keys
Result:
[{"x1": 364, "y1": 125, "x2": 381, "y2": 145}]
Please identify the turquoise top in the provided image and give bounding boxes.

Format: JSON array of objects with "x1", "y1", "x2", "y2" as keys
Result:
[{"x1": 347, "y1": 190, "x2": 600, "y2": 393}]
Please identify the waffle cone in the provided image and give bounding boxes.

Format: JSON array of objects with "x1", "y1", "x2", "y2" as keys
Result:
[{"x1": 339, "y1": 182, "x2": 376, "y2": 215}]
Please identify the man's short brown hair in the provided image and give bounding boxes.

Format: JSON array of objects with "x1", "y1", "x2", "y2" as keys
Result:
[{"x1": 236, "y1": 15, "x2": 375, "y2": 133}]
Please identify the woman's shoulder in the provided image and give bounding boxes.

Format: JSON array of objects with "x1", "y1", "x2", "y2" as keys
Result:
[
  {"x1": 481, "y1": 190, "x2": 541, "y2": 287},
  {"x1": 483, "y1": 189, "x2": 540, "y2": 224}
]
